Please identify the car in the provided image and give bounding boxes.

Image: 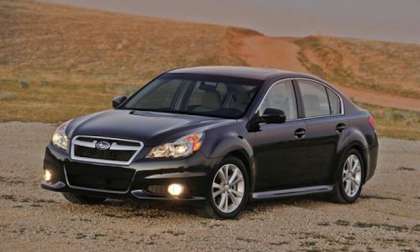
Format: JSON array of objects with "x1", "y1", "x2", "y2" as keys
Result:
[{"x1": 42, "y1": 66, "x2": 379, "y2": 219}]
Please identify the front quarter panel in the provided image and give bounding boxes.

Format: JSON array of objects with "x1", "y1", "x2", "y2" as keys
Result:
[
  {"x1": 200, "y1": 121, "x2": 256, "y2": 190},
  {"x1": 204, "y1": 133, "x2": 252, "y2": 160}
]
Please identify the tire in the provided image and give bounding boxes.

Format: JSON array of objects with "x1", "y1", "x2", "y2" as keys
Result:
[
  {"x1": 202, "y1": 156, "x2": 250, "y2": 219},
  {"x1": 62, "y1": 192, "x2": 106, "y2": 204},
  {"x1": 330, "y1": 149, "x2": 364, "y2": 203}
]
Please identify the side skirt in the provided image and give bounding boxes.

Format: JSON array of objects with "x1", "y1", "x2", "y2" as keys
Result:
[{"x1": 252, "y1": 185, "x2": 333, "y2": 200}]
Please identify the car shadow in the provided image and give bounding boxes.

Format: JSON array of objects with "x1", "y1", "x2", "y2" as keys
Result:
[
  {"x1": 93, "y1": 194, "x2": 330, "y2": 219},
  {"x1": 97, "y1": 198, "x2": 199, "y2": 218},
  {"x1": 247, "y1": 194, "x2": 329, "y2": 210}
]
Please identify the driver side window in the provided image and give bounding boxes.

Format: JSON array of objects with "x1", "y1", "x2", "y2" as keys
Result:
[{"x1": 259, "y1": 80, "x2": 297, "y2": 121}]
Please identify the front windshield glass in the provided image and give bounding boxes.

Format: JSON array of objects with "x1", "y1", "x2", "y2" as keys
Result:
[{"x1": 123, "y1": 74, "x2": 262, "y2": 119}]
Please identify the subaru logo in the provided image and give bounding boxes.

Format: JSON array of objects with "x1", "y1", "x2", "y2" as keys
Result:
[{"x1": 95, "y1": 141, "x2": 111, "y2": 150}]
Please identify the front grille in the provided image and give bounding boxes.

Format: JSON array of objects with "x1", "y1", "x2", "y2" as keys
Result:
[
  {"x1": 74, "y1": 146, "x2": 135, "y2": 161},
  {"x1": 65, "y1": 162, "x2": 135, "y2": 192},
  {"x1": 70, "y1": 136, "x2": 143, "y2": 165}
]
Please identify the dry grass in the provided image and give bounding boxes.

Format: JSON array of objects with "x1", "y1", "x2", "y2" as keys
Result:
[
  {"x1": 294, "y1": 36, "x2": 420, "y2": 139},
  {"x1": 295, "y1": 36, "x2": 420, "y2": 99},
  {"x1": 357, "y1": 103, "x2": 420, "y2": 140},
  {"x1": 0, "y1": 0, "x2": 244, "y2": 122},
  {"x1": 1, "y1": 1, "x2": 420, "y2": 139}
]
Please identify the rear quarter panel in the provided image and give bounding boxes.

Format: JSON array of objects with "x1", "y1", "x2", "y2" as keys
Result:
[{"x1": 335, "y1": 107, "x2": 379, "y2": 184}]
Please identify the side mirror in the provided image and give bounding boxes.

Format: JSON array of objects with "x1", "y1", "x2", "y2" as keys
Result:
[
  {"x1": 112, "y1": 96, "x2": 127, "y2": 108},
  {"x1": 261, "y1": 108, "x2": 286, "y2": 124}
]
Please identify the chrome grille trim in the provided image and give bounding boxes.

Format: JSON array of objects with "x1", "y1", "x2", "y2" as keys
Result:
[{"x1": 70, "y1": 135, "x2": 144, "y2": 165}]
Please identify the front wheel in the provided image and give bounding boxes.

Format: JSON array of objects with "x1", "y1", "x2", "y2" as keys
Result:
[
  {"x1": 331, "y1": 149, "x2": 364, "y2": 203},
  {"x1": 203, "y1": 157, "x2": 249, "y2": 219}
]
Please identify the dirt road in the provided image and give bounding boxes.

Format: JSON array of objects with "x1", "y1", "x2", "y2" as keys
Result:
[
  {"x1": 0, "y1": 122, "x2": 419, "y2": 251},
  {"x1": 234, "y1": 33, "x2": 420, "y2": 112}
]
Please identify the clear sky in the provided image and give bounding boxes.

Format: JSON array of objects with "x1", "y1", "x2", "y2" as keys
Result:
[{"x1": 41, "y1": 0, "x2": 420, "y2": 44}]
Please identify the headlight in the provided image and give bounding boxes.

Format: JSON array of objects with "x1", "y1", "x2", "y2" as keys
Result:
[
  {"x1": 146, "y1": 132, "x2": 204, "y2": 159},
  {"x1": 52, "y1": 120, "x2": 72, "y2": 151}
]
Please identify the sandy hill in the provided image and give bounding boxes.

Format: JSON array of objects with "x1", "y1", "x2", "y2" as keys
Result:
[
  {"x1": 1, "y1": 0, "x2": 419, "y2": 139},
  {"x1": 0, "y1": 0, "x2": 244, "y2": 122},
  {"x1": 232, "y1": 32, "x2": 420, "y2": 112}
]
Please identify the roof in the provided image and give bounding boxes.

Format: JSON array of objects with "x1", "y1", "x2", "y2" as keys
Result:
[{"x1": 168, "y1": 66, "x2": 312, "y2": 81}]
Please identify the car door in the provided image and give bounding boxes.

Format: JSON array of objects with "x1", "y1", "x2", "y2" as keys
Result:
[
  {"x1": 296, "y1": 79, "x2": 346, "y2": 185},
  {"x1": 250, "y1": 80, "x2": 307, "y2": 191}
]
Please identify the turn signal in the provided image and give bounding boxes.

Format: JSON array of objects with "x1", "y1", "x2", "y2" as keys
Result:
[{"x1": 44, "y1": 169, "x2": 52, "y2": 182}]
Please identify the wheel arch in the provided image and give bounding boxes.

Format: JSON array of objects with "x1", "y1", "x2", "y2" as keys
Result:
[
  {"x1": 337, "y1": 136, "x2": 369, "y2": 184},
  {"x1": 206, "y1": 133, "x2": 256, "y2": 193},
  {"x1": 225, "y1": 149, "x2": 256, "y2": 193}
]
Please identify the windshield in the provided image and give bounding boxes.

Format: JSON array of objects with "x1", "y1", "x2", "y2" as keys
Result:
[{"x1": 123, "y1": 74, "x2": 262, "y2": 119}]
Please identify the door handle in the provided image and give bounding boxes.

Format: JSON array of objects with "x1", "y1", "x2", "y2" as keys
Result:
[
  {"x1": 294, "y1": 128, "x2": 306, "y2": 139},
  {"x1": 336, "y1": 123, "x2": 347, "y2": 133}
]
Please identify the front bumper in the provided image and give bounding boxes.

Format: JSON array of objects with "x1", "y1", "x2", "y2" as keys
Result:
[{"x1": 42, "y1": 144, "x2": 219, "y2": 201}]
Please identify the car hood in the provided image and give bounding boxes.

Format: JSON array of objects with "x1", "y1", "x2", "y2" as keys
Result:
[{"x1": 68, "y1": 109, "x2": 234, "y2": 146}]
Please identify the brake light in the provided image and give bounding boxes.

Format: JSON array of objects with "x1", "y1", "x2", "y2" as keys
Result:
[{"x1": 368, "y1": 115, "x2": 376, "y2": 129}]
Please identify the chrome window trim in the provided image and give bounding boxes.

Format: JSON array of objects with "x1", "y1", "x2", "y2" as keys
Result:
[
  {"x1": 255, "y1": 77, "x2": 345, "y2": 122},
  {"x1": 70, "y1": 135, "x2": 144, "y2": 166}
]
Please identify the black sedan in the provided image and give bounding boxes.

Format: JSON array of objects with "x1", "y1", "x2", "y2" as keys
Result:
[{"x1": 42, "y1": 66, "x2": 379, "y2": 219}]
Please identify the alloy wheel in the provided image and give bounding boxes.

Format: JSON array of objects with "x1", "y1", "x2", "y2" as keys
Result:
[
  {"x1": 342, "y1": 154, "x2": 362, "y2": 198},
  {"x1": 211, "y1": 164, "x2": 245, "y2": 213}
]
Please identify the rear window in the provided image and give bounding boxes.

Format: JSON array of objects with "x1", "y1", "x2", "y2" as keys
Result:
[
  {"x1": 327, "y1": 88, "x2": 341, "y2": 115},
  {"x1": 298, "y1": 80, "x2": 330, "y2": 117}
]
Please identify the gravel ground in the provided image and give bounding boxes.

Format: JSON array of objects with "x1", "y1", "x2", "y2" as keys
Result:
[{"x1": 0, "y1": 122, "x2": 419, "y2": 251}]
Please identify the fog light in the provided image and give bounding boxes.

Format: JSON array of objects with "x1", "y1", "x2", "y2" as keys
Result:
[
  {"x1": 44, "y1": 169, "x2": 52, "y2": 182},
  {"x1": 168, "y1": 183, "x2": 184, "y2": 196}
]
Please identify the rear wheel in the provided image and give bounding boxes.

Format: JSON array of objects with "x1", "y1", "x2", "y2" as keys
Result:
[
  {"x1": 203, "y1": 157, "x2": 249, "y2": 219},
  {"x1": 331, "y1": 149, "x2": 364, "y2": 203},
  {"x1": 62, "y1": 192, "x2": 106, "y2": 204}
]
